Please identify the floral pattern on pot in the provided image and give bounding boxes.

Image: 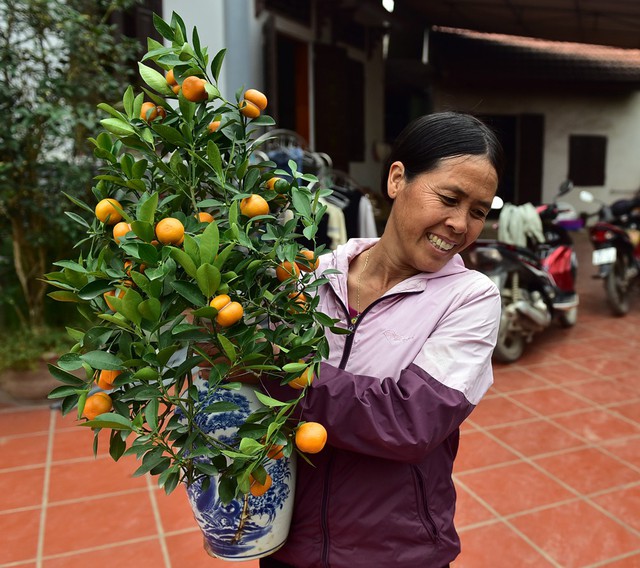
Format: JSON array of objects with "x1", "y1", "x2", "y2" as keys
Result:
[{"x1": 180, "y1": 378, "x2": 296, "y2": 560}]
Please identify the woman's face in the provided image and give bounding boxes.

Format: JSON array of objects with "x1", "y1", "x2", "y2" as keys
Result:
[{"x1": 385, "y1": 154, "x2": 498, "y2": 274}]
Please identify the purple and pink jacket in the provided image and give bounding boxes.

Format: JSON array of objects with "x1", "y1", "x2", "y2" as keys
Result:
[{"x1": 266, "y1": 238, "x2": 501, "y2": 567}]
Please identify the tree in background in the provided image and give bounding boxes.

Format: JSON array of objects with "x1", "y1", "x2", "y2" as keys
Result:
[{"x1": 0, "y1": 0, "x2": 142, "y2": 330}]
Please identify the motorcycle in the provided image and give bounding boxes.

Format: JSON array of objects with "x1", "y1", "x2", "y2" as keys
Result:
[
  {"x1": 579, "y1": 190, "x2": 640, "y2": 316},
  {"x1": 465, "y1": 181, "x2": 580, "y2": 363}
]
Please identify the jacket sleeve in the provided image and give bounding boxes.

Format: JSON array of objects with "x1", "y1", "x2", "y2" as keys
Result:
[{"x1": 263, "y1": 282, "x2": 500, "y2": 463}]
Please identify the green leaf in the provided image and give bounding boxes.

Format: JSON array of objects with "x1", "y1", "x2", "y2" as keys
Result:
[
  {"x1": 254, "y1": 391, "x2": 289, "y2": 407},
  {"x1": 138, "y1": 62, "x2": 173, "y2": 96},
  {"x1": 151, "y1": 123, "x2": 186, "y2": 146},
  {"x1": 131, "y1": 220, "x2": 155, "y2": 243},
  {"x1": 217, "y1": 334, "x2": 237, "y2": 363},
  {"x1": 47, "y1": 364, "x2": 85, "y2": 386},
  {"x1": 157, "y1": 345, "x2": 179, "y2": 367},
  {"x1": 191, "y1": 306, "x2": 217, "y2": 319},
  {"x1": 239, "y1": 437, "x2": 263, "y2": 455},
  {"x1": 77, "y1": 280, "x2": 113, "y2": 300},
  {"x1": 80, "y1": 351, "x2": 123, "y2": 370},
  {"x1": 123, "y1": 85, "x2": 135, "y2": 118},
  {"x1": 291, "y1": 187, "x2": 313, "y2": 217},
  {"x1": 109, "y1": 431, "x2": 127, "y2": 461},
  {"x1": 79, "y1": 413, "x2": 134, "y2": 431},
  {"x1": 203, "y1": 401, "x2": 240, "y2": 413},
  {"x1": 183, "y1": 234, "x2": 200, "y2": 266},
  {"x1": 119, "y1": 288, "x2": 143, "y2": 326},
  {"x1": 101, "y1": 118, "x2": 136, "y2": 137},
  {"x1": 153, "y1": 13, "x2": 175, "y2": 41},
  {"x1": 138, "y1": 192, "x2": 158, "y2": 224},
  {"x1": 145, "y1": 398, "x2": 159, "y2": 431},
  {"x1": 210, "y1": 48, "x2": 226, "y2": 82},
  {"x1": 207, "y1": 141, "x2": 223, "y2": 178},
  {"x1": 138, "y1": 298, "x2": 162, "y2": 321},
  {"x1": 282, "y1": 362, "x2": 308, "y2": 373},
  {"x1": 198, "y1": 219, "x2": 220, "y2": 264},
  {"x1": 53, "y1": 260, "x2": 87, "y2": 273},
  {"x1": 195, "y1": 264, "x2": 221, "y2": 298},
  {"x1": 213, "y1": 243, "x2": 236, "y2": 271},
  {"x1": 57, "y1": 353, "x2": 83, "y2": 371},
  {"x1": 170, "y1": 247, "x2": 198, "y2": 278},
  {"x1": 194, "y1": 462, "x2": 219, "y2": 476},
  {"x1": 48, "y1": 385, "x2": 82, "y2": 399},
  {"x1": 48, "y1": 291, "x2": 83, "y2": 303},
  {"x1": 171, "y1": 281, "x2": 205, "y2": 306}
]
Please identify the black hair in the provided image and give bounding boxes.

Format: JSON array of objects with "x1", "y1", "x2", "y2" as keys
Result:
[{"x1": 381, "y1": 111, "x2": 504, "y2": 200}]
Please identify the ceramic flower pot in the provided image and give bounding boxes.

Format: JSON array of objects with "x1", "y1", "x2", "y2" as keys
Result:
[{"x1": 182, "y1": 376, "x2": 296, "y2": 561}]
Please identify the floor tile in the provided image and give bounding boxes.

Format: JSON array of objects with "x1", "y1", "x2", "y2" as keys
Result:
[
  {"x1": 526, "y1": 362, "x2": 596, "y2": 385},
  {"x1": 534, "y1": 447, "x2": 639, "y2": 495},
  {"x1": 593, "y1": 485, "x2": 640, "y2": 534},
  {"x1": 452, "y1": 521, "x2": 555, "y2": 567},
  {"x1": 454, "y1": 430, "x2": 519, "y2": 473},
  {"x1": 551, "y1": 409, "x2": 640, "y2": 443},
  {"x1": 596, "y1": 553, "x2": 640, "y2": 567},
  {"x1": 164, "y1": 529, "x2": 259, "y2": 567},
  {"x1": 0, "y1": 407, "x2": 51, "y2": 436},
  {"x1": 0, "y1": 432, "x2": 49, "y2": 469},
  {"x1": 154, "y1": 484, "x2": 200, "y2": 534},
  {"x1": 490, "y1": 368, "x2": 548, "y2": 393},
  {"x1": 48, "y1": 455, "x2": 145, "y2": 503},
  {"x1": 51, "y1": 426, "x2": 110, "y2": 462},
  {"x1": 0, "y1": 508, "x2": 40, "y2": 563},
  {"x1": 453, "y1": 484, "x2": 497, "y2": 528},
  {"x1": 41, "y1": 538, "x2": 166, "y2": 567},
  {"x1": 43, "y1": 490, "x2": 156, "y2": 556},
  {"x1": 546, "y1": 340, "x2": 596, "y2": 361},
  {"x1": 602, "y1": 437, "x2": 640, "y2": 469},
  {"x1": 610, "y1": 400, "x2": 640, "y2": 425},
  {"x1": 467, "y1": 396, "x2": 537, "y2": 428},
  {"x1": 488, "y1": 418, "x2": 585, "y2": 457},
  {"x1": 0, "y1": 466, "x2": 45, "y2": 511},
  {"x1": 456, "y1": 462, "x2": 575, "y2": 516},
  {"x1": 565, "y1": 378, "x2": 639, "y2": 406},
  {"x1": 573, "y1": 354, "x2": 640, "y2": 378},
  {"x1": 508, "y1": 387, "x2": 592, "y2": 416},
  {"x1": 511, "y1": 500, "x2": 640, "y2": 568}
]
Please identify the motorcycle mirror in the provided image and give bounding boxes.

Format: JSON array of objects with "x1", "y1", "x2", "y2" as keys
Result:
[
  {"x1": 491, "y1": 196, "x2": 504, "y2": 210},
  {"x1": 579, "y1": 190, "x2": 594, "y2": 203},
  {"x1": 558, "y1": 180, "x2": 574, "y2": 196}
]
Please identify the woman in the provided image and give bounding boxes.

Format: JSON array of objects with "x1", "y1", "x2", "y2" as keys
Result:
[{"x1": 259, "y1": 111, "x2": 504, "y2": 568}]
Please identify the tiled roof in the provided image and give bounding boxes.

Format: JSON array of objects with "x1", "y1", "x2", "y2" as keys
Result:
[{"x1": 430, "y1": 26, "x2": 640, "y2": 85}]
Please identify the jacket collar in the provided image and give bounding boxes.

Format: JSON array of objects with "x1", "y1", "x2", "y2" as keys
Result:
[{"x1": 320, "y1": 238, "x2": 469, "y2": 298}]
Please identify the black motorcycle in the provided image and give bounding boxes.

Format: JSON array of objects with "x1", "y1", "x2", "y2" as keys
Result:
[
  {"x1": 465, "y1": 181, "x2": 580, "y2": 363},
  {"x1": 580, "y1": 190, "x2": 640, "y2": 316}
]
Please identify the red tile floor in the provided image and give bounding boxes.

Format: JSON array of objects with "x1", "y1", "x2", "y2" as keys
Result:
[{"x1": 1, "y1": 231, "x2": 639, "y2": 567}]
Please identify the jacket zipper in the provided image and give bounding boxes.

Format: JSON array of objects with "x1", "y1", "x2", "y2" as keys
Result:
[
  {"x1": 411, "y1": 465, "x2": 439, "y2": 541},
  {"x1": 320, "y1": 286, "x2": 423, "y2": 564},
  {"x1": 336, "y1": 291, "x2": 420, "y2": 369}
]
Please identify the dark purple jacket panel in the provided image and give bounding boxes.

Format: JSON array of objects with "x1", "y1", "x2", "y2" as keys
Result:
[{"x1": 265, "y1": 363, "x2": 474, "y2": 567}]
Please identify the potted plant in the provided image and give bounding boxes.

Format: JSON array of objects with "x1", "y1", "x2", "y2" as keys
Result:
[{"x1": 46, "y1": 11, "x2": 334, "y2": 560}]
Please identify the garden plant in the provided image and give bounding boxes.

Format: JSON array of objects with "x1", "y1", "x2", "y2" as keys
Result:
[{"x1": 46, "y1": 12, "x2": 335, "y2": 506}]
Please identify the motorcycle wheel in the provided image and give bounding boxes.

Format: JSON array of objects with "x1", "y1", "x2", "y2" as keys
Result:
[
  {"x1": 605, "y1": 257, "x2": 630, "y2": 316},
  {"x1": 493, "y1": 307, "x2": 525, "y2": 363},
  {"x1": 558, "y1": 306, "x2": 578, "y2": 328}
]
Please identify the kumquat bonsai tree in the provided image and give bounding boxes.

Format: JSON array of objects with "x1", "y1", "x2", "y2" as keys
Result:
[{"x1": 46, "y1": 12, "x2": 334, "y2": 510}]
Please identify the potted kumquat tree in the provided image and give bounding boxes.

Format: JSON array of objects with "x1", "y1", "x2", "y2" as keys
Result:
[{"x1": 46, "y1": 12, "x2": 333, "y2": 560}]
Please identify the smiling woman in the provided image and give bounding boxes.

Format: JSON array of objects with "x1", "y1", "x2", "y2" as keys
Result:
[{"x1": 259, "y1": 112, "x2": 505, "y2": 568}]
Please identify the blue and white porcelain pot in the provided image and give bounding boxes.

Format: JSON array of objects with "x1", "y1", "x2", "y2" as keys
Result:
[{"x1": 182, "y1": 376, "x2": 296, "y2": 561}]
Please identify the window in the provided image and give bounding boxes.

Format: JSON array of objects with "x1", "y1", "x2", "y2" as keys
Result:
[{"x1": 569, "y1": 135, "x2": 607, "y2": 186}]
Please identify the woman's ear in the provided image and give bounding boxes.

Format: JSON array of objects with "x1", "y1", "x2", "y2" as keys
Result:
[{"x1": 386, "y1": 161, "x2": 405, "y2": 200}]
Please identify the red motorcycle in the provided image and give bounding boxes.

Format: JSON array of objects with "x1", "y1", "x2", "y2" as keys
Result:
[
  {"x1": 466, "y1": 181, "x2": 580, "y2": 363},
  {"x1": 580, "y1": 190, "x2": 640, "y2": 316}
]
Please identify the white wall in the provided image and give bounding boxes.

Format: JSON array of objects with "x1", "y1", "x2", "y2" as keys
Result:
[
  {"x1": 433, "y1": 86, "x2": 640, "y2": 212},
  {"x1": 162, "y1": 0, "x2": 264, "y2": 100}
]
